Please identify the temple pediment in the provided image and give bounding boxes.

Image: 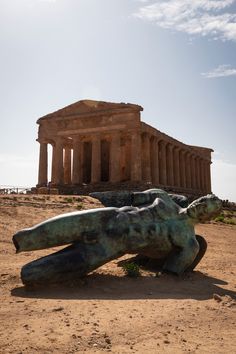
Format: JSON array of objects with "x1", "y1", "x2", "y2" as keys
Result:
[{"x1": 37, "y1": 99, "x2": 143, "y2": 122}]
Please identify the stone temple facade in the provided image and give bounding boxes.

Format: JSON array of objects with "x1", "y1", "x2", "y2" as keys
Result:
[{"x1": 37, "y1": 100, "x2": 212, "y2": 196}]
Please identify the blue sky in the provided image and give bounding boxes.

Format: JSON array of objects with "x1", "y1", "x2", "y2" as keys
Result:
[{"x1": 0, "y1": 0, "x2": 235, "y2": 201}]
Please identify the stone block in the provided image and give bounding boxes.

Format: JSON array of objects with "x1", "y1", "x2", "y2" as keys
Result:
[{"x1": 37, "y1": 187, "x2": 48, "y2": 195}]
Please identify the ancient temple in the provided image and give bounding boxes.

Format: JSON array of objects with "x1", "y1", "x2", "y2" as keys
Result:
[{"x1": 36, "y1": 99, "x2": 212, "y2": 195}]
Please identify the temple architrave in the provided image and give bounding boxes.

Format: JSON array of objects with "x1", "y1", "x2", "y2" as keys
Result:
[{"x1": 36, "y1": 99, "x2": 212, "y2": 196}]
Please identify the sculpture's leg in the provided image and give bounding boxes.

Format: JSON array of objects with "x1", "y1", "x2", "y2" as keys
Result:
[
  {"x1": 21, "y1": 242, "x2": 125, "y2": 286},
  {"x1": 184, "y1": 235, "x2": 207, "y2": 272},
  {"x1": 162, "y1": 237, "x2": 200, "y2": 275}
]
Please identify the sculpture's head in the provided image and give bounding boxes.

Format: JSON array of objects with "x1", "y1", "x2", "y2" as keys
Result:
[{"x1": 187, "y1": 194, "x2": 222, "y2": 222}]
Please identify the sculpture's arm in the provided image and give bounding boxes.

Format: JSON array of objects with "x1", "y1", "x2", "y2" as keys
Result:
[
  {"x1": 131, "y1": 189, "x2": 167, "y2": 207},
  {"x1": 162, "y1": 237, "x2": 200, "y2": 275}
]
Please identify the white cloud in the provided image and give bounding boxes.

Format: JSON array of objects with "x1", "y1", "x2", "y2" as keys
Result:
[
  {"x1": 202, "y1": 64, "x2": 236, "y2": 78},
  {"x1": 135, "y1": 0, "x2": 236, "y2": 41}
]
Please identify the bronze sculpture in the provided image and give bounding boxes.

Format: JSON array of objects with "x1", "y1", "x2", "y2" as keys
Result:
[{"x1": 12, "y1": 189, "x2": 222, "y2": 286}]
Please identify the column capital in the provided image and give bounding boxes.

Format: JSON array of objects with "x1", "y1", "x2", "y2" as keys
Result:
[
  {"x1": 37, "y1": 138, "x2": 49, "y2": 144},
  {"x1": 167, "y1": 143, "x2": 174, "y2": 150},
  {"x1": 72, "y1": 135, "x2": 80, "y2": 140},
  {"x1": 142, "y1": 132, "x2": 151, "y2": 140},
  {"x1": 191, "y1": 152, "x2": 197, "y2": 160},
  {"x1": 52, "y1": 136, "x2": 64, "y2": 146},
  {"x1": 160, "y1": 139, "x2": 167, "y2": 146},
  {"x1": 92, "y1": 133, "x2": 101, "y2": 141},
  {"x1": 180, "y1": 148, "x2": 187, "y2": 155}
]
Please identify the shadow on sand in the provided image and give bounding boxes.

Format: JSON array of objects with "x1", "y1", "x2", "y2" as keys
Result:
[{"x1": 11, "y1": 270, "x2": 236, "y2": 301}]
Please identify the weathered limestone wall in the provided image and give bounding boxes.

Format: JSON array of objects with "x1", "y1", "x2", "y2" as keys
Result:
[{"x1": 36, "y1": 100, "x2": 212, "y2": 196}]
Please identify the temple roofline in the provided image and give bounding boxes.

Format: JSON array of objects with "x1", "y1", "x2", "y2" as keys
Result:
[{"x1": 37, "y1": 99, "x2": 143, "y2": 123}]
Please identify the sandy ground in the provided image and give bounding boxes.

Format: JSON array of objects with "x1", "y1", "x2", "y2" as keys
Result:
[{"x1": 0, "y1": 194, "x2": 235, "y2": 354}]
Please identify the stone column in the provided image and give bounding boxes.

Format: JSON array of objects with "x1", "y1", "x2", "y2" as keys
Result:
[
  {"x1": 51, "y1": 143, "x2": 56, "y2": 184},
  {"x1": 186, "y1": 152, "x2": 192, "y2": 189},
  {"x1": 204, "y1": 160, "x2": 209, "y2": 193},
  {"x1": 64, "y1": 147, "x2": 72, "y2": 184},
  {"x1": 207, "y1": 162, "x2": 212, "y2": 193},
  {"x1": 91, "y1": 135, "x2": 101, "y2": 183},
  {"x1": 159, "y1": 140, "x2": 167, "y2": 185},
  {"x1": 150, "y1": 137, "x2": 159, "y2": 184},
  {"x1": 190, "y1": 154, "x2": 196, "y2": 190},
  {"x1": 72, "y1": 137, "x2": 82, "y2": 184},
  {"x1": 38, "y1": 141, "x2": 48, "y2": 186},
  {"x1": 53, "y1": 138, "x2": 64, "y2": 185},
  {"x1": 202, "y1": 160, "x2": 206, "y2": 193},
  {"x1": 195, "y1": 157, "x2": 201, "y2": 191},
  {"x1": 166, "y1": 144, "x2": 174, "y2": 186},
  {"x1": 142, "y1": 133, "x2": 151, "y2": 182},
  {"x1": 200, "y1": 159, "x2": 205, "y2": 193},
  {"x1": 110, "y1": 133, "x2": 121, "y2": 182},
  {"x1": 179, "y1": 150, "x2": 187, "y2": 188},
  {"x1": 173, "y1": 147, "x2": 180, "y2": 187},
  {"x1": 130, "y1": 131, "x2": 142, "y2": 181}
]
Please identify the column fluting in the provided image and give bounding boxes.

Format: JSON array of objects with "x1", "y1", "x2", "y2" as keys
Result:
[
  {"x1": 38, "y1": 141, "x2": 48, "y2": 186},
  {"x1": 110, "y1": 133, "x2": 121, "y2": 182},
  {"x1": 91, "y1": 135, "x2": 101, "y2": 183}
]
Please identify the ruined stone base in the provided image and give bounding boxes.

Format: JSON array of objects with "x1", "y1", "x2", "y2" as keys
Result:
[{"x1": 36, "y1": 182, "x2": 207, "y2": 201}]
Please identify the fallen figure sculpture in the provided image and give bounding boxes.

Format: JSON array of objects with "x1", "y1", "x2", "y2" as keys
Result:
[{"x1": 12, "y1": 189, "x2": 222, "y2": 286}]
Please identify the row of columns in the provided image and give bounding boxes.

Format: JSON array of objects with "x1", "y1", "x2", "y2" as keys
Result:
[
  {"x1": 38, "y1": 131, "x2": 142, "y2": 186},
  {"x1": 140, "y1": 134, "x2": 211, "y2": 193},
  {"x1": 38, "y1": 131, "x2": 212, "y2": 194}
]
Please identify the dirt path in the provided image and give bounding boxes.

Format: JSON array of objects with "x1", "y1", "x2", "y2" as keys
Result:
[{"x1": 0, "y1": 195, "x2": 235, "y2": 353}]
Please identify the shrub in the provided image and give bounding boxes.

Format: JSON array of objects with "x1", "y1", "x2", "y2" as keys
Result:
[
  {"x1": 76, "y1": 197, "x2": 83, "y2": 202},
  {"x1": 76, "y1": 203, "x2": 83, "y2": 210},
  {"x1": 122, "y1": 262, "x2": 141, "y2": 278},
  {"x1": 225, "y1": 219, "x2": 236, "y2": 225},
  {"x1": 64, "y1": 197, "x2": 73, "y2": 203},
  {"x1": 214, "y1": 215, "x2": 225, "y2": 222}
]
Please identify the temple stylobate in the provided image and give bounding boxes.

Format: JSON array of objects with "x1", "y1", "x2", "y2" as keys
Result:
[{"x1": 37, "y1": 99, "x2": 212, "y2": 195}]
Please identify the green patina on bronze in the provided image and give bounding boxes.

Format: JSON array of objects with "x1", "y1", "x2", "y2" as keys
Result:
[{"x1": 12, "y1": 189, "x2": 222, "y2": 286}]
